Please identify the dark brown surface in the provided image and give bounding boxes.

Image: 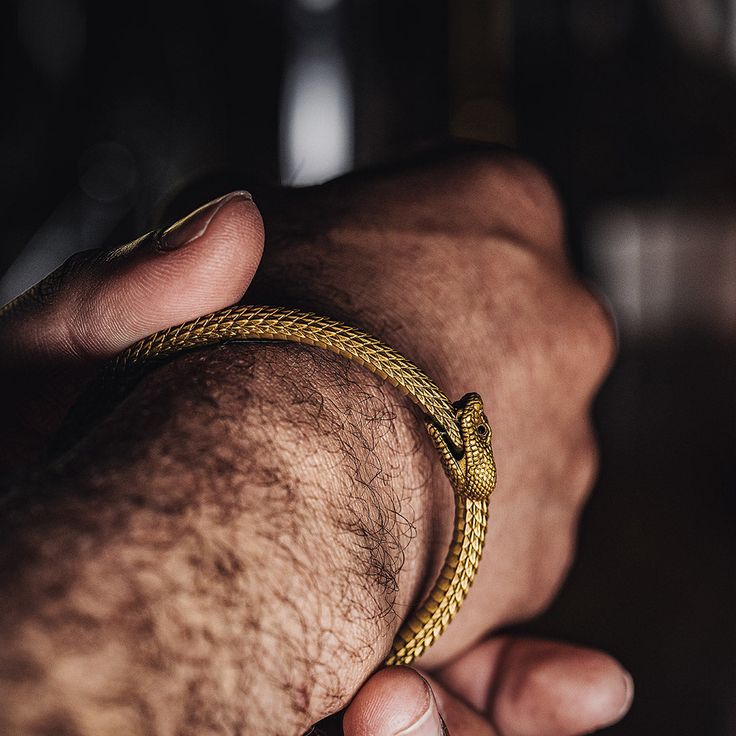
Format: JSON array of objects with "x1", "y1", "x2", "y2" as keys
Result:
[{"x1": 528, "y1": 336, "x2": 736, "y2": 734}]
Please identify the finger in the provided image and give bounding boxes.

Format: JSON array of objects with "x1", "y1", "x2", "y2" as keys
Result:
[
  {"x1": 1, "y1": 190, "x2": 262, "y2": 362},
  {"x1": 342, "y1": 666, "x2": 497, "y2": 736},
  {"x1": 0, "y1": 191, "x2": 263, "y2": 464},
  {"x1": 436, "y1": 636, "x2": 634, "y2": 736},
  {"x1": 424, "y1": 673, "x2": 499, "y2": 736},
  {"x1": 342, "y1": 666, "x2": 451, "y2": 736}
]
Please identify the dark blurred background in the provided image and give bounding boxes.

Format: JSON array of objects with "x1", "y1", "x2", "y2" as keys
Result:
[{"x1": 1, "y1": 1, "x2": 735, "y2": 733}]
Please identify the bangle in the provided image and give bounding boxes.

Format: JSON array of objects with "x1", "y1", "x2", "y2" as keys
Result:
[{"x1": 93, "y1": 305, "x2": 497, "y2": 666}]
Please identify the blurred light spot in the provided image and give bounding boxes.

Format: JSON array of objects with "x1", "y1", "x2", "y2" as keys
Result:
[
  {"x1": 588, "y1": 204, "x2": 736, "y2": 339},
  {"x1": 78, "y1": 143, "x2": 137, "y2": 203},
  {"x1": 280, "y1": 47, "x2": 353, "y2": 185},
  {"x1": 655, "y1": 0, "x2": 724, "y2": 64},
  {"x1": 589, "y1": 207, "x2": 643, "y2": 334},
  {"x1": 0, "y1": 192, "x2": 131, "y2": 305},
  {"x1": 296, "y1": 0, "x2": 342, "y2": 13},
  {"x1": 18, "y1": 0, "x2": 86, "y2": 84}
]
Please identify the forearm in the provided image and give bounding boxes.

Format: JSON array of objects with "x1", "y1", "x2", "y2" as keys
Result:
[{"x1": 0, "y1": 343, "x2": 443, "y2": 735}]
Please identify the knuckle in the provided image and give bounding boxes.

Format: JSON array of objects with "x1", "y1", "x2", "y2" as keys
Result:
[
  {"x1": 29, "y1": 255, "x2": 80, "y2": 311},
  {"x1": 46, "y1": 251, "x2": 104, "y2": 359},
  {"x1": 546, "y1": 277, "x2": 617, "y2": 392},
  {"x1": 573, "y1": 285, "x2": 618, "y2": 385},
  {"x1": 569, "y1": 426, "x2": 600, "y2": 504},
  {"x1": 54, "y1": 250, "x2": 94, "y2": 281},
  {"x1": 37, "y1": 251, "x2": 96, "y2": 307},
  {"x1": 0, "y1": 251, "x2": 96, "y2": 329},
  {"x1": 529, "y1": 274, "x2": 617, "y2": 400},
  {"x1": 509, "y1": 427, "x2": 600, "y2": 620},
  {"x1": 448, "y1": 148, "x2": 565, "y2": 249},
  {"x1": 473, "y1": 150, "x2": 561, "y2": 207}
]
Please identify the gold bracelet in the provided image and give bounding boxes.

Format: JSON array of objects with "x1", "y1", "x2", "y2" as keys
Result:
[{"x1": 97, "y1": 305, "x2": 497, "y2": 666}]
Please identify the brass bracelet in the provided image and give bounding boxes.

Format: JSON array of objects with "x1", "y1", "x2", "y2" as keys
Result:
[{"x1": 96, "y1": 305, "x2": 497, "y2": 665}]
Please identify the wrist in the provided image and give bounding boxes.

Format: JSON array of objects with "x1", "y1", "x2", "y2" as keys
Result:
[{"x1": 0, "y1": 342, "x2": 443, "y2": 734}]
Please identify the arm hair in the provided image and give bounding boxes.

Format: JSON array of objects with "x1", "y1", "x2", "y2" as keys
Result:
[{"x1": 0, "y1": 343, "x2": 442, "y2": 736}]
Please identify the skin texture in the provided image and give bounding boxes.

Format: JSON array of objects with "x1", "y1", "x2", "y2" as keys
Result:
[
  {"x1": 0, "y1": 343, "x2": 432, "y2": 734},
  {"x1": 343, "y1": 641, "x2": 633, "y2": 736},
  {"x1": 0, "y1": 191, "x2": 264, "y2": 472},
  {"x1": 0, "y1": 149, "x2": 631, "y2": 735},
  {"x1": 248, "y1": 149, "x2": 616, "y2": 665}
]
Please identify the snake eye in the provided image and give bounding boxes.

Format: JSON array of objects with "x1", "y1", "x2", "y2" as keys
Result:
[{"x1": 476, "y1": 424, "x2": 488, "y2": 437}]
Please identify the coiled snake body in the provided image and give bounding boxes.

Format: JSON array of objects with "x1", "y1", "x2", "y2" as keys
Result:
[{"x1": 94, "y1": 305, "x2": 497, "y2": 665}]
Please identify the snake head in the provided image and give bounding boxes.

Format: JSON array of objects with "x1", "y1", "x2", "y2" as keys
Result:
[
  {"x1": 453, "y1": 392, "x2": 497, "y2": 501},
  {"x1": 427, "y1": 392, "x2": 497, "y2": 501}
]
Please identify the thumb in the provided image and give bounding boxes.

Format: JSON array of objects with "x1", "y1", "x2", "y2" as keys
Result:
[
  {"x1": 0, "y1": 190, "x2": 264, "y2": 466},
  {"x1": 341, "y1": 637, "x2": 634, "y2": 736},
  {"x1": 1, "y1": 190, "x2": 262, "y2": 361},
  {"x1": 343, "y1": 666, "x2": 448, "y2": 736}
]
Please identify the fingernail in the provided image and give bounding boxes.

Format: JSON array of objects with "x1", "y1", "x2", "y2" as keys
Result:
[
  {"x1": 157, "y1": 190, "x2": 252, "y2": 251},
  {"x1": 395, "y1": 680, "x2": 445, "y2": 736},
  {"x1": 616, "y1": 671, "x2": 635, "y2": 720},
  {"x1": 594, "y1": 670, "x2": 634, "y2": 733}
]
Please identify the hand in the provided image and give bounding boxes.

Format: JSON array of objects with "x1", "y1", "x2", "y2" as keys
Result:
[
  {"x1": 342, "y1": 637, "x2": 632, "y2": 735},
  {"x1": 0, "y1": 190, "x2": 263, "y2": 474},
  {"x1": 2, "y1": 153, "x2": 613, "y2": 659},
  {"x1": 0, "y1": 149, "x2": 627, "y2": 735},
  {"x1": 1, "y1": 188, "x2": 632, "y2": 736},
  {"x1": 247, "y1": 147, "x2": 617, "y2": 665}
]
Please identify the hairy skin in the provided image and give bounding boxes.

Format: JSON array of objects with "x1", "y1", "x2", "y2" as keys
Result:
[
  {"x1": 0, "y1": 149, "x2": 617, "y2": 733},
  {"x1": 0, "y1": 344, "x2": 437, "y2": 735},
  {"x1": 247, "y1": 151, "x2": 614, "y2": 665}
]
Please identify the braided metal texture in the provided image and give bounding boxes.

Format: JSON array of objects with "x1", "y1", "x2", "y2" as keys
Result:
[
  {"x1": 385, "y1": 496, "x2": 488, "y2": 665},
  {"x1": 104, "y1": 304, "x2": 492, "y2": 667},
  {"x1": 108, "y1": 305, "x2": 462, "y2": 449}
]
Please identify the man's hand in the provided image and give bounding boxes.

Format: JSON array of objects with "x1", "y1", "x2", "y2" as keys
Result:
[
  {"x1": 0, "y1": 149, "x2": 631, "y2": 735},
  {"x1": 248, "y1": 148, "x2": 616, "y2": 665},
  {"x1": 342, "y1": 637, "x2": 632, "y2": 735},
  {"x1": 0, "y1": 190, "x2": 263, "y2": 472}
]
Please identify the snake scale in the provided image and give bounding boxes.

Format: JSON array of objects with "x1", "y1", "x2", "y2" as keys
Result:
[{"x1": 92, "y1": 304, "x2": 497, "y2": 665}]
